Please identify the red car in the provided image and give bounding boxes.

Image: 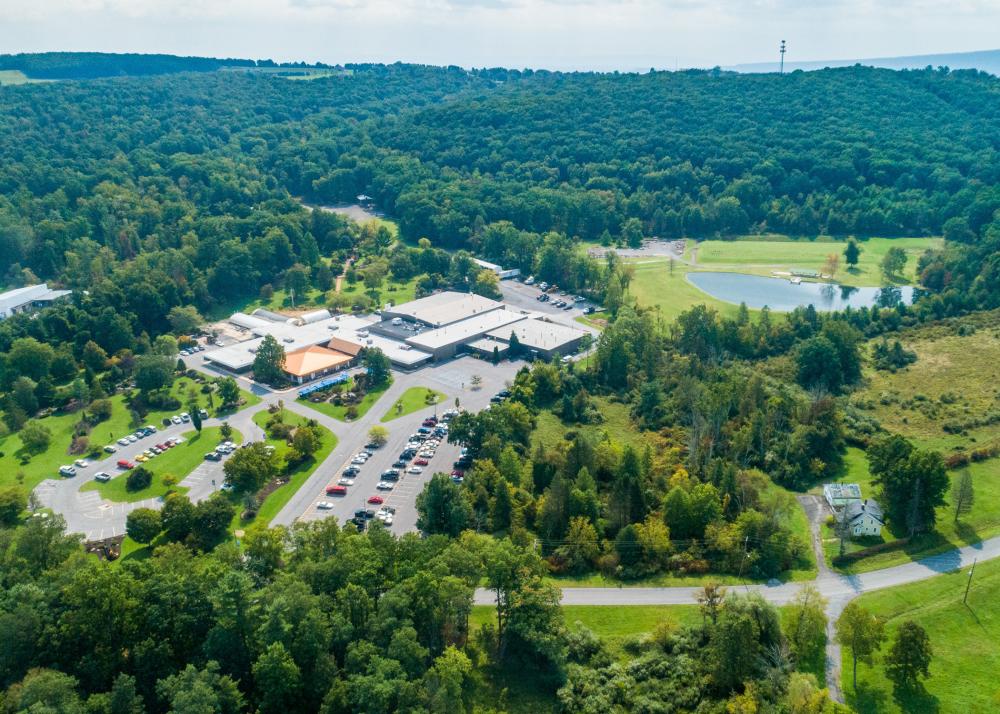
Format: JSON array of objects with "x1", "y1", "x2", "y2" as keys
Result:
[
  {"x1": 116, "y1": 459, "x2": 134, "y2": 469},
  {"x1": 451, "y1": 469, "x2": 465, "y2": 478},
  {"x1": 367, "y1": 495, "x2": 384, "y2": 505},
  {"x1": 414, "y1": 458, "x2": 429, "y2": 466},
  {"x1": 422, "y1": 419, "x2": 437, "y2": 427},
  {"x1": 326, "y1": 485, "x2": 348, "y2": 496}
]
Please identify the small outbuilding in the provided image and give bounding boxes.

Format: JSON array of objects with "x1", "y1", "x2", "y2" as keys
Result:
[{"x1": 823, "y1": 483, "x2": 862, "y2": 511}]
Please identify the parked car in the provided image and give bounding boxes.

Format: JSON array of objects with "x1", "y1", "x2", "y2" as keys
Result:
[
  {"x1": 127, "y1": 435, "x2": 138, "y2": 443},
  {"x1": 171, "y1": 416, "x2": 182, "y2": 425},
  {"x1": 135, "y1": 455, "x2": 148, "y2": 463},
  {"x1": 393, "y1": 460, "x2": 408, "y2": 469},
  {"x1": 367, "y1": 495, "x2": 385, "y2": 505},
  {"x1": 117, "y1": 459, "x2": 134, "y2": 469},
  {"x1": 180, "y1": 412, "x2": 190, "y2": 422},
  {"x1": 74, "y1": 459, "x2": 90, "y2": 468},
  {"x1": 117, "y1": 437, "x2": 130, "y2": 446},
  {"x1": 103, "y1": 445, "x2": 117, "y2": 453},
  {"x1": 94, "y1": 472, "x2": 112, "y2": 483},
  {"x1": 58, "y1": 465, "x2": 77, "y2": 477},
  {"x1": 205, "y1": 452, "x2": 222, "y2": 461},
  {"x1": 407, "y1": 466, "x2": 424, "y2": 474},
  {"x1": 414, "y1": 458, "x2": 429, "y2": 466},
  {"x1": 316, "y1": 501, "x2": 334, "y2": 510},
  {"x1": 326, "y1": 485, "x2": 348, "y2": 496},
  {"x1": 376, "y1": 481, "x2": 394, "y2": 491},
  {"x1": 338, "y1": 478, "x2": 355, "y2": 486}
]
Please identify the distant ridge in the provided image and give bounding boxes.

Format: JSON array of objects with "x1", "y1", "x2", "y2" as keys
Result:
[
  {"x1": 729, "y1": 48, "x2": 1000, "y2": 76},
  {"x1": 0, "y1": 52, "x2": 334, "y2": 80}
]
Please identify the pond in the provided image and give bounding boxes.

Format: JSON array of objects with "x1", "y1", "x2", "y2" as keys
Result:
[{"x1": 687, "y1": 272, "x2": 915, "y2": 312}]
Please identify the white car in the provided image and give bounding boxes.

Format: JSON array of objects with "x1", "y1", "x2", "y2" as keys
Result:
[
  {"x1": 117, "y1": 438, "x2": 130, "y2": 446},
  {"x1": 94, "y1": 472, "x2": 112, "y2": 483},
  {"x1": 127, "y1": 435, "x2": 138, "y2": 443},
  {"x1": 74, "y1": 459, "x2": 90, "y2": 468},
  {"x1": 407, "y1": 466, "x2": 424, "y2": 474},
  {"x1": 316, "y1": 501, "x2": 334, "y2": 510},
  {"x1": 171, "y1": 416, "x2": 182, "y2": 425},
  {"x1": 338, "y1": 478, "x2": 355, "y2": 486},
  {"x1": 175, "y1": 436, "x2": 186, "y2": 444},
  {"x1": 351, "y1": 456, "x2": 367, "y2": 465},
  {"x1": 376, "y1": 481, "x2": 394, "y2": 490},
  {"x1": 103, "y1": 445, "x2": 117, "y2": 453},
  {"x1": 58, "y1": 465, "x2": 77, "y2": 477}
]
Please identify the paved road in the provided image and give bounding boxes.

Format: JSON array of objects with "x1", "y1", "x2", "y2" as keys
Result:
[{"x1": 272, "y1": 357, "x2": 520, "y2": 531}]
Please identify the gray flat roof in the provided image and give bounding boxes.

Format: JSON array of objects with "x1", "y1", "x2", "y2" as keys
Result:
[
  {"x1": 406, "y1": 309, "x2": 527, "y2": 350},
  {"x1": 205, "y1": 338, "x2": 263, "y2": 371},
  {"x1": 487, "y1": 318, "x2": 586, "y2": 351},
  {"x1": 386, "y1": 291, "x2": 503, "y2": 328}
]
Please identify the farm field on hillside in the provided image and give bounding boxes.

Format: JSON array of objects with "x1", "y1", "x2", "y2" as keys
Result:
[
  {"x1": 692, "y1": 236, "x2": 940, "y2": 286},
  {"x1": 851, "y1": 318, "x2": 1000, "y2": 453},
  {"x1": 844, "y1": 556, "x2": 1000, "y2": 714}
]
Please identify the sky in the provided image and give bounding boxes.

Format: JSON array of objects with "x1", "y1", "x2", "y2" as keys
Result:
[{"x1": 2, "y1": 0, "x2": 998, "y2": 71}]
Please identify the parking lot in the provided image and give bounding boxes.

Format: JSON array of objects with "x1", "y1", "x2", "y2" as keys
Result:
[{"x1": 283, "y1": 356, "x2": 518, "y2": 533}]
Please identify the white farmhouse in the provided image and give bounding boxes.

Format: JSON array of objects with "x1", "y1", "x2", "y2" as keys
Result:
[{"x1": 844, "y1": 499, "x2": 884, "y2": 538}]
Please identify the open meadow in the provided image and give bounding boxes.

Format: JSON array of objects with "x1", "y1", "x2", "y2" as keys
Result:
[{"x1": 844, "y1": 555, "x2": 1000, "y2": 714}]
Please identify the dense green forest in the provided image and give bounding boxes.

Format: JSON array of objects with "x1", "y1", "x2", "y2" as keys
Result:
[{"x1": 1, "y1": 57, "x2": 1000, "y2": 712}]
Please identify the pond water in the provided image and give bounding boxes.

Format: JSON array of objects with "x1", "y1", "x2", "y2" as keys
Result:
[{"x1": 687, "y1": 272, "x2": 915, "y2": 312}]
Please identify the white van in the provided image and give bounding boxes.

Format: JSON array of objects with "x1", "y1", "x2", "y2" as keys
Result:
[{"x1": 391, "y1": 317, "x2": 403, "y2": 326}]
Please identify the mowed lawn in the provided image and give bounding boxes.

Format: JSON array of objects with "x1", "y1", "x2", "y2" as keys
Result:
[
  {"x1": 299, "y1": 377, "x2": 391, "y2": 421},
  {"x1": 851, "y1": 319, "x2": 1000, "y2": 453},
  {"x1": 81, "y1": 427, "x2": 237, "y2": 503},
  {"x1": 381, "y1": 386, "x2": 446, "y2": 422},
  {"x1": 693, "y1": 236, "x2": 941, "y2": 286},
  {"x1": 240, "y1": 409, "x2": 337, "y2": 529},
  {"x1": 0, "y1": 378, "x2": 259, "y2": 492},
  {"x1": 820, "y1": 448, "x2": 1000, "y2": 574},
  {"x1": 843, "y1": 556, "x2": 1000, "y2": 714},
  {"x1": 628, "y1": 260, "x2": 741, "y2": 324}
]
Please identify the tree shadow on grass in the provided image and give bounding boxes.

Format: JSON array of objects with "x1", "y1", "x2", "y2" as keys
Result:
[
  {"x1": 892, "y1": 683, "x2": 940, "y2": 714},
  {"x1": 848, "y1": 683, "x2": 888, "y2": 714},
  {"x1": 954, "y1": 520, "x2": 981, "y2": 547}
]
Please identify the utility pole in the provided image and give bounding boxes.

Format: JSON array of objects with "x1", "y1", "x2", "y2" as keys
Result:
[
  {"x1": 737, "y1": 535, "x2": 751, "y2": 592},
  {"x1": 964, "y1": 558, "x2": 977, "y2": 604},
  {"x1": 780, "y1": 40, "x2": 787, "y2": 75}
]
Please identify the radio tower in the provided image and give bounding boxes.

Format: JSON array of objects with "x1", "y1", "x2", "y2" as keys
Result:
[{"x1": 780, "y1": 40, "x2": 787, "y2": 74}]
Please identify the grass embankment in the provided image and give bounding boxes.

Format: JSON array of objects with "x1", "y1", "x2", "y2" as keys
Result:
[
  {"x1": 381, "y1": 387, "x2": 446, "y2": 422},
  {"x1": 851, "y1": 314, "x2": 1000, "y2": 453},
  {"x1": 843, "y1": 555, "x2": 1000, "y2": 713},
  {"x1": 81, "y1": 427, "x2": 238, "y2": 503},
  {"x1": 629, "y1": 260, "x2": 741, "y2": 324},
  {"x1": 693, "y1": 236, "x2": 940, "y2": 286},
  {"x1": 298, "y1": 377, "x2": 391, "y2": 422},
  {"x1": 240, "y1": 409, "x2": 337, "y2": 528},
  {"x1": 819, "y1": 448, "x2": 1000, "y2": 574},
  {"x1": 0, "y1": 377, "x2": 258, "y2": 492}
]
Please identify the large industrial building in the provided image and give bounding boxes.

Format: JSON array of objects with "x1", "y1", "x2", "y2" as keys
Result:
[
  {"x1": 207, "y1": 291, "x2": 587, "y2": 382},
  {"x1": 0, "y1": 283, "x2": 72, "y2": 320}
]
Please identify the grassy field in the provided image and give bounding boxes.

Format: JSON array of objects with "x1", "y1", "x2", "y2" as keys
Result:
[
  {"x1": 843, "y1": 555, "x2": 1000, "y2": 713},
  {"x1": 627, "y1": 236, "x2": 940, "y2": 324},
  {"x1": 628, "y1": 261, "x2": 741, "y2": 324},
  {"x1": 298, "y1": 377, "x2": 391, "y2": 422},
  {"x1": 692, "y1": 236, "x2": 941, "y2": 286},
  {"x1": 0, "y1": 70, "x2": 49, "y2": 85},
  {"x1": 380, "y1": 387, "x2": 446, "y2": 422},
  {"x1": 851, "y1": 316, "x2": 1000, "y2": 454},
  {"x1": 81, "y1": 427, "x2": 236, "y2": 503},
  {"x1": 531, "y1": 396, "x2": 651, "y2": 452},
  {"x1": 240, "y1": 409, "x2": 337, "y2": 529},
  {"x1": 0, "y1": 377, "x2": 257, "y2": 493},
  {"x1": 819, "y1": 448, "x2": 1000, "y2": 573}
]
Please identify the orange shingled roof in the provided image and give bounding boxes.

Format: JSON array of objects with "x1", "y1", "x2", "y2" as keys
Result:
[{"x1": 283, "y1": 345, "x2": 353, "y2": 377}]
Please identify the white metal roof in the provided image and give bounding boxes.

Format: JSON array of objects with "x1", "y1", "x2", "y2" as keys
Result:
[
  {"x1": 386, "y1": 291, "x2": 504, "y2": 328},
  {"x1": 487, "y1": 318, "x2": 586, "y2": 351},
  {"x1": 406, "y1": 309, "x2": 527, "y2": 350}
]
